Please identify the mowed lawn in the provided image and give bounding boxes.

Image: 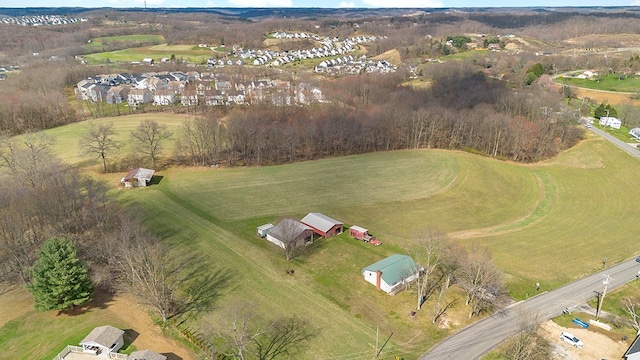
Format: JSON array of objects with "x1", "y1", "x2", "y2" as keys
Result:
[
  {"x1": 36, "y1": 114, "x2": 189, "y2": 166},
  {"x1": 84, "y1": 44, "x2": 214, "y2": 64},
  {"x1": 5, "y1": 113, "x2": 640, "y2": 359}
]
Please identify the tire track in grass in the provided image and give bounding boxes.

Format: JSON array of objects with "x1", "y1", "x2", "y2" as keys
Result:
[
  {"x1": 145, "y1": 186, "x2": 378, "y2": 355},
  {"x1": 449, "y1": 171, "x2": 555, "y2": 239}
]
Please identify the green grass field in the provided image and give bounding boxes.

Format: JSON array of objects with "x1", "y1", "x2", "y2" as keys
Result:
[
  {"x1": 4, "y1": 115, "x2": 640, "y2": 359},
  {"x1": 556, "y1": 73, "x2": 640, "y2": 93},
  {"x1": 84, "y1": 43, "x2": 214, "y2": 65},
  {"x1": 83, "y1": 35, "x2": 165, "y2": 54}
]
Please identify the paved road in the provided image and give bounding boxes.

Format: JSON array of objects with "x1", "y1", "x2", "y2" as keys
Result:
[
  {"x1": 582, "y1": 118, "x2": 640, "y2": 159},
  {"x1": 420, "y1": 258, "x2": 640, "y2": 359},
  {"x1": 420, "y1": 124, "x2": 640, "y2": 359}
]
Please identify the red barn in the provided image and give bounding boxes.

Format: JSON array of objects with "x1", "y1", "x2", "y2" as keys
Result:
[{"x1": 300, "y1": 213, "x2": 343, "y2": 238}]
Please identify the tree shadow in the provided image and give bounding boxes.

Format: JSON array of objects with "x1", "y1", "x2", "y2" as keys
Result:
[
  {"x1": 162, "y1": 353, "x2": 182, "y2": 360},
  {"x1": 174, "y1": 256, "x2": 238, "y2": 323},
  {"x1": 60, "y1": 286, "x2": 116, "y2": 316},
  {"x1": 149, "y1": 175, "x2": 164, "y2": 186},
  {"x1": 123, "y1": 329, "x2": 140, "y2": 349}
]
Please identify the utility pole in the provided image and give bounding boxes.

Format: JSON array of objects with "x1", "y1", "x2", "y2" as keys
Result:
[
  {"x1": 376, "y1": 332, "x2": 393, "y2": 358},
  {"x1": 596, "y1": 274, "x2": 611, "y2": 320}
]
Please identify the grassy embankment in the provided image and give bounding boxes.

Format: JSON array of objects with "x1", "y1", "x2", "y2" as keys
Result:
[
  {"x1": 3, "y1": 115, "x2": 640, "y2": 359},
  {"x1": 84, "y1": 43, "x2": 214, "y2": 65}
]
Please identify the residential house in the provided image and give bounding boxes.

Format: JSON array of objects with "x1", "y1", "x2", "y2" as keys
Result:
[
  {"x1": 106, "y1": 85, "x2": 130, "y2": 104},
  {"x1": 599, "y1": 116, "x2": 622, "y2": 129},
  {"x1": 128, "y1": 350, "x2": 166, "y2": 360},
  {"x1": 121, "y1": 168, "x2": 155, "y2": 188},
  {"x1": 362, "y1": 254, "x2": 422, "y2": 294},
  {"x1": 266, "y1": 219, "x2": 314, "y2": 249},
  {"x1": 79, "y1": 325, "x2": 125, "y2": 356},
  {"x1": 300, "y1": 213, "x2": 343, "y2": 238},
  {"x1": 181, "y1": 89, "x2": 198, "y2": 106},
  {"x1": 128, "y1": 88, "x2": 153, "y2": 106},
  {"x1": 625, "y1": 335, "x2": 640, "y2": 360},
  {"x1": 153, "y1": 89, "x2": 175, "y2": 106},
  {"x1": 630, "y1": 127, "x2": 640, "y2": 140}
]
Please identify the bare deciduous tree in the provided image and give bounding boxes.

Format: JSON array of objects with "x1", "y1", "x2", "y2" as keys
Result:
[
  {"x1": 130, "y1": 119, "x2": 172, "y2": 168},
  {"x1": 502, "y1": 308, "x2": 552, "y2": 360},
  {"x1": 212, "y1": 304, "x2": 316, "y2": 360},
  {"x1": 80, "y1": 122, "x2": 120, "y2": 173},
  {"x1": 175, "y1": 115, "x2": 221, "y2": 166},
  {"x1": 414, "y1": 227, "x2": 447, "y2": 310},
  {"x1": 623, "y1": 297, "x2": 640, "y2": 333},
  {"x1": 273, "y1": 218, "x2": 309, "y2": 262},
  {"x1": 458, "y1": 249, "x2": 503, "y2": 318}
]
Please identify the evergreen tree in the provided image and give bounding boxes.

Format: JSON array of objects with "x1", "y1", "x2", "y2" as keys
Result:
[
  {"x1": 605, "y1": 104, "x2": 618, "y2": 118},
  {"x1": 594, "y1": 103, "x2": 607, "y2": 119},
  {"x1": 27, "y1": 237, "x2": 93, "y2": 312}
]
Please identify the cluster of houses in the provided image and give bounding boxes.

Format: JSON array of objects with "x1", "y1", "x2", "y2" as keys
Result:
[
  {"x1": 0, "y1": 14, "x2": 87, "y2": 26},
  {"x1": 75, "y1": 71, "x2": 325, "y2": 107},
  {"x1": 231, "y1": 32, "x2": 383, "y2": 68},
  {"x1": 314, "y1": 55, "x2": 396, "y2": 75},
  {"x1": 54, "y1": 325, "x2": 166, "y2": 360},
  {"x1": 257, "y1": 213, "x2": 421, "y2": 295}
]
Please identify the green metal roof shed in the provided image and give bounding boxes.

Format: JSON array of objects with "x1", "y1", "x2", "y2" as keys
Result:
[{"x1": 362, "y1": 254, "x2": 421, "y2": 294}]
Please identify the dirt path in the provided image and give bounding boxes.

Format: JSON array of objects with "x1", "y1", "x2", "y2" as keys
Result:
[
  {"x1": 540, "y1": 320, "x2": 628, "y2": 360},
  {"x1": 106, "y1": 294, "x2": 197, "y2": 360}
]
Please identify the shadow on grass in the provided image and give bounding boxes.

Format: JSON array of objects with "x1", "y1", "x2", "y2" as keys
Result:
[
  {"x1": 149, "y1": 175, "x2": 164, "y2": 186},
  {"x1": 60, "y1": 286, "x2": 116, "y2": 316},
  {"x1": 163, "y1": 353, "x2": 182, "y2": 360},
  {"x1": 123, "y1": 329, "x2": 140, "y2": 351}
]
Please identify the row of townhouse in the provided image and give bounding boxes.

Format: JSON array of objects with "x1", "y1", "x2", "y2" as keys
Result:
[
  {"x1": 315, "y1": 55, "x2": 396, "y2": 75},
  {"x1": 233, "y1": 32, "x2": 381, "y2": 68},
  {"x1": 75, "y1": 71, "x2": 325, "y2": 107},
  {"x1": 1, "y1": 15, "x2": 87, "y2": 26}
]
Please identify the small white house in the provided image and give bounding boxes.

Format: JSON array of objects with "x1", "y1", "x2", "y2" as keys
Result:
[
  {"x1": 599, "y1": 116, "x2": 621, "y2": 129},
  {"x1": 79, "y1": 325, "x2": 125, "y2": 356},
  {"x1": 121, "y1": 168, "x2": 155, "y2": 188},
  {"x1": 362, "y1": 254, "x2": 421, "y2": 294},
  {"x1": 630, "y1": 127, "x2": 640, "y2": 140}
]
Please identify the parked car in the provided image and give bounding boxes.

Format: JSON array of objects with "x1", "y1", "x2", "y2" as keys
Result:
[
  {"x1": 560, "y1": 332, "x2": 583, "y2": 348},
  {"x1": 636, "y1": 256, "x2": 640, "y2": 263}
]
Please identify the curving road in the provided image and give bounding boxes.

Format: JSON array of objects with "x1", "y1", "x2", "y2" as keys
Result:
[
  {"x1": 420, "y1": 258, "x2": 640, "y2": 359},
  {"x1": 420, "y1": 124, "x2": 640, "y2": 359}
]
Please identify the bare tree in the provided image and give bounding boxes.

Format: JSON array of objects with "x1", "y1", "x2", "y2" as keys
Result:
[
  {"x1": 432, "y1": 241, "x2": 462, "y2": 324},
  {"x1": 458, "y1": 249, "x2": 503, "y2": 318},
  {"x1": 502, "y1": 308, "x2": 552, "y2": 360},
  {"x1": 212, "y1": 304, "x2": 316, "y2": 360},
  {"x1": 0, "y1": 132, "x2": 57, "y2": 187},
  {"x1": 272, "y1": 219, "x2": 309, "y2": 262},
  {"x1": 623, "y1": 297, "x2": 640, "y2": 333},
  {"x1": 80, "y1": 122, "x2": 120, "y2": 173},
  {"x1": 414, "y1": 227, "x2": 447, "y2": 310},
  {"x1": 175, "y1": 115, "x2": 221, "y2": 166},
  {"x1": 130, "y1": 119, "x2": 172, "y2": 168}
]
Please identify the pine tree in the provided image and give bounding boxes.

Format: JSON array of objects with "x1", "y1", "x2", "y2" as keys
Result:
[
  {"x1": 594, "y1": 103, "x2": 607, "y2": 119},
  {"x1": 605, "y1": 104, "x2": 618, "y2": 118},
  {"x1": 27, "y1": 237, "x2": 93, "y2": 312}
]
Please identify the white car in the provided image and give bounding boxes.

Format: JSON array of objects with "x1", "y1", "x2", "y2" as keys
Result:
[{"x1": 560, "y1": 331, "x2": 583, "y2": 348}]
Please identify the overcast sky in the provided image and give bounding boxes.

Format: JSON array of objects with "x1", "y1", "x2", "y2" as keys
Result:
[{"x1": 2, "y1": 0, "x2": 638, "y2": 10}]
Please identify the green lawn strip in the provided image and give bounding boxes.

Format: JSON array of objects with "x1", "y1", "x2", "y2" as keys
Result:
[
  {"x1": 122, "y1": 186, "x2": 384, "y2": 358},
  {"x1": 83, "y1": 35, "x2": 165, "y2": 53},
  {"x1": 84, "y1": 44, "x2": 213, "y2": 64},
  {"x1": 0, "y1": 309, "x2": 129, "y2": 360},
  {"x1": 335, "y1": 151, "x2": 540, "y2": 245},
  {"x1": 35, "y1": 114, "x2": 187, "y2": 165},
  {"x1": 555, "y1": 74, "x2": 640, "y2": 93},
  {"x1": 473, "y1": 137, "x2": 640, "y2": 297}
]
